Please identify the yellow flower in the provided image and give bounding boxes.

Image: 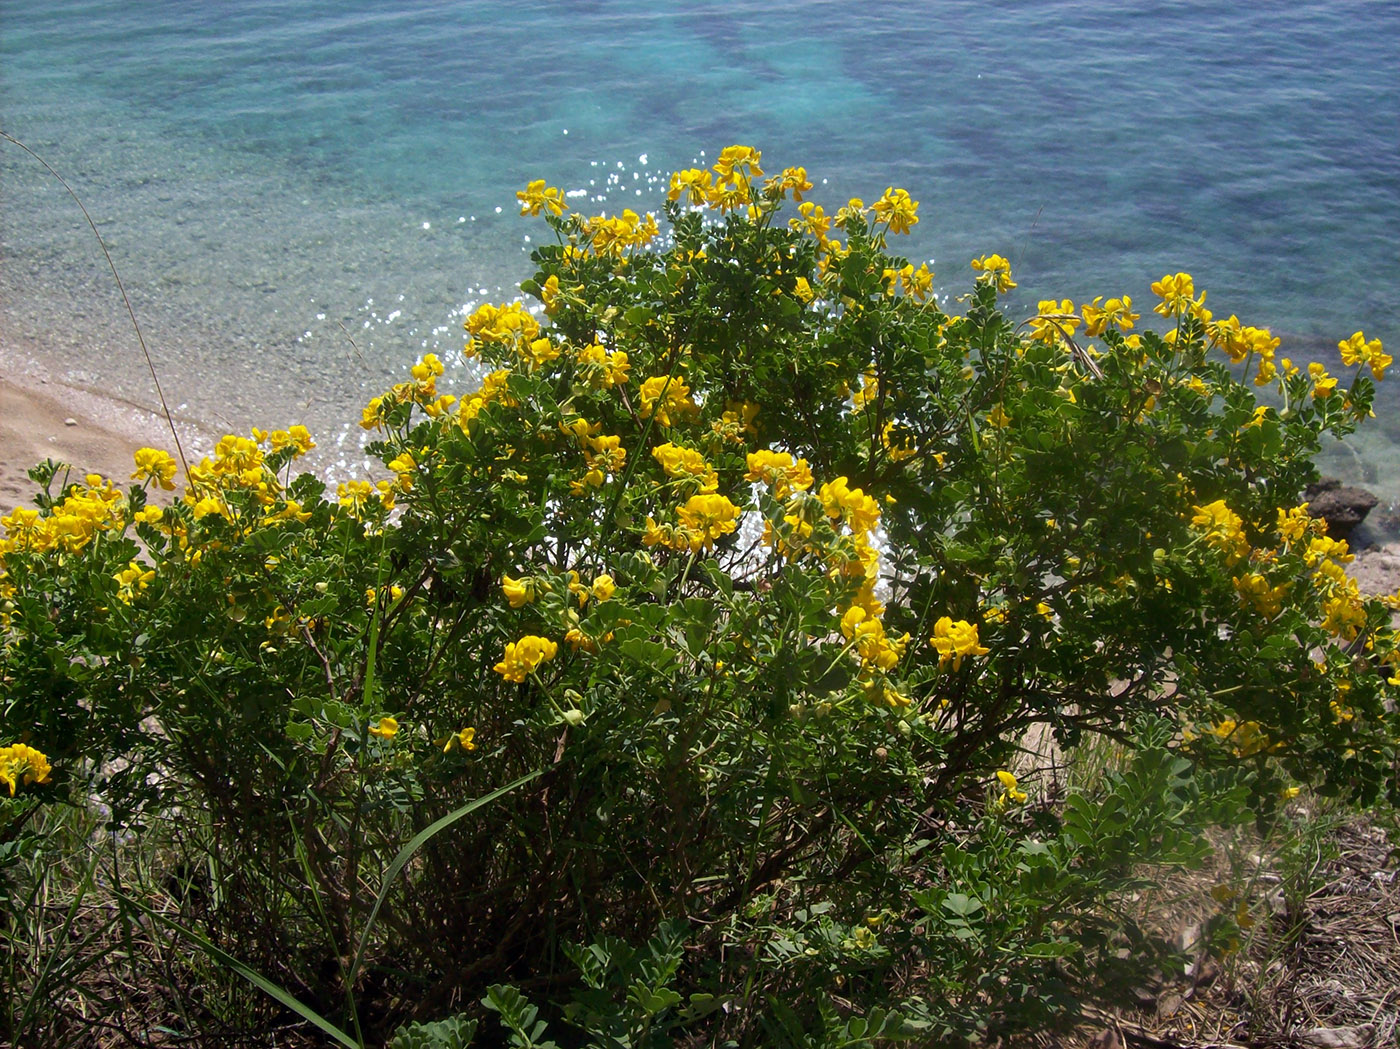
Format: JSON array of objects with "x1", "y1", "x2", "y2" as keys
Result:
[
  {"x1": 132, "y1": 448, "x2": 178, "y2": 490},
  {"x1": 970, "y1": 254, "x2": 1016, "y2": 293},
  {"x1": 995, "y1": 769, "x2": 1028, "y2": 805},
  {"x1": 1277, "y1": 503, "x2": 1312, "y2": 545},
  {"x1": 764, "y1": 165, "x2": 813, "y2": 202},
  {"x1": 1308, "y1": 361, "x2": 1338, "y2": 399},
  {"x1": 900, "y1": 263, "x2": 934, "y2": 301},
  {"x1": 791, "y1": 201, "x2": 832, "y2": 242},
  {"x1": 840, "y1": 605, "x2": 908, "y2": 673},
  {"x1": 712, "y1": 145, "x2": 763, "y2": 182},
  {"x1": 501, "y1": 573, "x2": 542, "y2": 609},
  {"x1": 745, "y1": 449, "x2": 814, "y2": 499},
  {"x1": 1338, "y1": 331, "x2": 1390, "y2": 381},
  {"x1": 516, "y1": 179, "x2": 568, "y2": 217},
  {"x1": 1233, "y1": 572, "x2": 1289, "y2": 618},
  {"x1": 0, "y1": 743, "x2": 52, "y2": 795},
  {"x1": 338, "y1": 480, "x2": 392, "y2": 519},
  {"x1": 652, "y1": 442, "x2": 718, "y2": 491},
  {"x1": 675, "y1": 493, "x2": 741, "y2": 552},
  {"x1": 882, "y1": 421, "x2": 918, "y2": 462},
  {"x1": 1080, "y1": 295, "x2": 1139, "y2": 337},
  {"x1": 577, "y1": 343, "x2": 630, "y2": 388},
  {"x1": 929, "y1": 617, "x2": 989, "y2": 671},
  {"x1": 1189, "y1": 499, "x2": 1249, "y2": 562},
  {"x1": 668, "y1": 167, "x2": 714, "y2": 206},
  {"x1": 494, "y1": 635, "x2": 559, "y2": 683},
  {"x1": 817, "y1": 476, "x2": 881, "y2": 536},
  {"x1": 443, "y1": 726, "x2": 477, "y2": 752},
  {"x1": 1028, "y1": 299, "x2": 1080, "y2": 344},
  {"x1": 113, "y1": 560, "x2": 156, "y2": 605},
  {"x1": 1150, "y1": 272, "x2": 1206, "y2": 318},
  {"x1": 369, "y1": 717, "x2": 399, "y2": 739},
  {"x1": 584, "y1": 209, "x2": 659, "y2": 255},
  {"x1": 870, "y1": 187, "x2": 919, "y2": 235},
  {"x1": 638, "y1": 376, "x2": 699, "y2": 428}
]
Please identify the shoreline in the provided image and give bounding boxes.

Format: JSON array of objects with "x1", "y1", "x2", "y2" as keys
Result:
[{"x1": 0, "y1": 361, "x2": 198, "y2": 513}]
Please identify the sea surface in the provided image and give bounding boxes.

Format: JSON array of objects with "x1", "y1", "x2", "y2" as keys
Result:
[{"x1": 2, "y1": 0, "x2": 1398, "y2": 498}]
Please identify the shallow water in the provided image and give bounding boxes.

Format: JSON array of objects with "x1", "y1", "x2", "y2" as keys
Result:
[{"x1": 2, "y1": 0, "x2": 1397, "y2": 495}]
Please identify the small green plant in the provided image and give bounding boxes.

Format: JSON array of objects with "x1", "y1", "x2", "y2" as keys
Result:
[
  {"x1": 390, "y1": 1013, "x2": 478, "y2": 1049},
  {"x1": 1, "y1": 144, "x2": 1395, "y2": 1043}
]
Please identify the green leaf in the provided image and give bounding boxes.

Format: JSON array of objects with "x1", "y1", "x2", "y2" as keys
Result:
[
  {"x1": 941, "y1": 893, "x2": 983, "y2": 918},
  {"x1": 115, "y1": 893, "x2": 360, "y2": 1048},
  {"x1": 346, "y1": 770, "x2": 544, "y2": 991}
]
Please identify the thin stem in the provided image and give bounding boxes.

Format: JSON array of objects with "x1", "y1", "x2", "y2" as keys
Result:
[{"x1": 0, "y1": 130, "x2": 190, "y2": 477}]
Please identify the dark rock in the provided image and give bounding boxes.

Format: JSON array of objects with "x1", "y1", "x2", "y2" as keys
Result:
[{"x1": 1304, "y1": 478, "x2": 1379, "y2": 541}]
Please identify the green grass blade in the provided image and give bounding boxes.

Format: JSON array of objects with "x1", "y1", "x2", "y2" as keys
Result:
[
  {"x1": 115, "y1": 892, "x2": 361, "y2": 1048},
  {"x1": 346, "y1": 768, "x2": 544, "y2": 989}
]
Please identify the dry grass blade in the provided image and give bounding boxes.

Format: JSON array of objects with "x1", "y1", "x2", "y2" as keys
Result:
[{"x1": 0, "y1": 129, "x2": 190, "y2": 477}]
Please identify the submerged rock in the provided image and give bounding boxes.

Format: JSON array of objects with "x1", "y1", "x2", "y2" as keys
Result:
[{"x1": 1305, "y1": 478, "x2": 1379, "y2": 541}]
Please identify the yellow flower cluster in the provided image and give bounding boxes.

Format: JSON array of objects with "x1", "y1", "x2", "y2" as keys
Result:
[
  {"x1": 584, "y1": 209, "x2": 660, "y2": 256},
  {"x1": 1210, "y1": 718, "x2": 1274, "y2": 758},
  {"x1": 1338, "y1": 331, "x2": 1390, "y2": 381},
  {"x1": 881, "y1": 421, "x2": 919, "y2": 463},
  {"x1": 745, "y1": 466, "x2": 906, "y2": 684},
  {"x1": 745, "y1": 450, "x2": 814, "y2": 500},
  {"x1": 841, "y1": 605, "x2": 907, "y2": 674},
  {"x1": 458, "y1": 368, "x2": 516, "y2": 429},
  {"x1": 791, "y1": 201, "x2": 833, "y2": 244},
  {"x1": 577, "y1": 342, "x2": 631, "y2": 388},
  {"x1": 1276, "y1": 503, "x2": 1316, "y2": 547},
  {"x1": 1232, "y1": 572, "x2": 1290, "y2": 618},
  {"x1": 494, "y1": 635, "x2": 559, "y2": 683},
  {"x1": 114, "y1": 560, "x2": 156, "y2": 605},
  {"x1": 870, "y1": 187, "x2": 919, "y2": 235},
  {"x1": 667, "y1": 146, "x2": 794, "y2": 217},
  {"x1": 817, "y1": 476, "x2": 881, "y2": 537},
  {"x1": 338, "y1": 479, "x2": 397, "y2": 518},
  {"x1": 362, "y1": 353, "x2": 456, "y2": 428},
  {"x1": 1, "y1": 476, "x2": 124, "y2": 556},
  {"x1": 652, "y1": 442, "x2": 718, "y2": 493},
  {"x1": 644, "y1": 493, "x2": 741, "y2": 554},
  {"x1": 516, "y1": 179, "x2": 568, "y2": 218},
  {"x1": 464, "y1": 301, "x2": 541, "y2": 360},
  {"x1": 1151, "y1": 271, "x2": 1206, "y2": 318},
  {"x1": 638, "y1": 375, "x2": 699, "y2": 428},
  {"x1": 1080, "y1": 295, "x2": 1139, "y2": 337},
  {"x1": 970, "y1": 254, "x2": 1016, "y2": 293},
  {"x1": 929, "y1": 616, "x2": 989, "y2": 672},
  {"x1": 1027, "y1": 299, "x2": 1080, "y2": 345},
  {"x1": 132, "y1": 447, "x2": 179, "y2": 490},
  {"x1": 763, "y1": 165, "x2": 812, "y2": 203},
  {"x1": 1312, "y1": 558, "x2": 1366, "y2": 640},
  {"x1": 1189, "y1": 499, "x2": 1249, "y2": 563},
  {"x1": 263, "y1": 425, "x2": 316, "y2": 457},
  {"x1": 880, "y1": 263, "x2": 934, "y2": 302},
  {"x1": 0, "y1": 742, "x2": 51, "y2": 796},
  {"x1": 1307, "y1": 362, "x2": 1338, "y2": 400}
]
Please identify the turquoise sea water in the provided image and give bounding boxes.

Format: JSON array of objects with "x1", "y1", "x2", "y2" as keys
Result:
[{"x1": 2, "y1": 1, "x2": 1397, "y2": 493}]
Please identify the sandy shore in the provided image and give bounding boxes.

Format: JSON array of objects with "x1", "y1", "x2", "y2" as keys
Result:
[{"x1": 0, "y1": 366, "x2": 198, "y2": 513}]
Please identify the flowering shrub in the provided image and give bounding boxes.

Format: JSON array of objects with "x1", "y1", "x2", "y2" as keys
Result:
[{"x1": 2, "y1": 146, "x2": 1396, "y2": 1044}]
